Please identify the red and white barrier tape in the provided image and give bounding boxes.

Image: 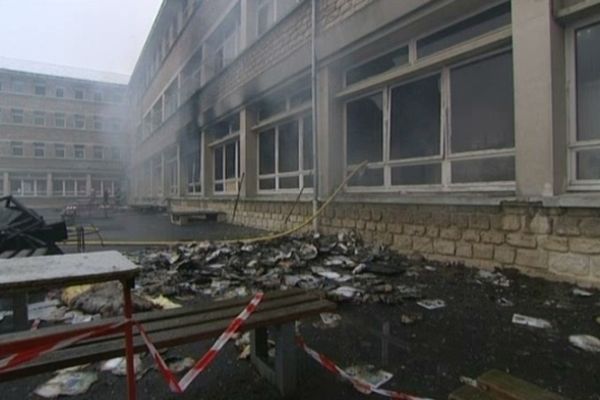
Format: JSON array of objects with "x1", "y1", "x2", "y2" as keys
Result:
[
  {"x1": 137, "y1": 291, "x2": 264, "y2": 393},
  {"x1": 296, "y1": 336, "x2": 435, "y2": 400},
  {"x1": 0, "y1": 320, "x2": 126, "y2": 373}
]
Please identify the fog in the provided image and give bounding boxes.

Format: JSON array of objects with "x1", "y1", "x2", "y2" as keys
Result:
[{"x1": 0, "y1": 0, "x2": 162, "y2": 76}]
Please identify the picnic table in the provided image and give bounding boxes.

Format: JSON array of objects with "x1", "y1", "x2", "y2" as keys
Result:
[{"x1": 0, "y1": 251, "x2": 139, "y2": 399}]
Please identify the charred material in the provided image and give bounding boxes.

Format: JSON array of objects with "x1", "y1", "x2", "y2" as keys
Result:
[{"x1": 0, "y1": 196, "x2": 67, "y2": 256}]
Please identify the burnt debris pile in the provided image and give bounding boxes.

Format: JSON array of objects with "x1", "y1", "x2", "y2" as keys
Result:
[{"x1": 135, "y1": 232, "x2": 425, "y2": 304}]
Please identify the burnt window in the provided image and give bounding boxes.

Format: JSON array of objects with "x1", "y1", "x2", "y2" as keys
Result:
[
  {"x1": 346, "y1": 46, "x2": 409, "y2": 86},
  {"x1": 346, "y1": 93, "x2": 383, "y2": 165}
]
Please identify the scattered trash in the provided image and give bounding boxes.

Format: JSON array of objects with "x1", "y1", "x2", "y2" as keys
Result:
[
  {"x1": 400, "y1": 312, "x2": 422, "y2": 325},
  {"x1": 100, "y1": 355, "x2": 148, "y2": 379},
  {"x1": 497, "y1": 297, "x2": 514, "y2": 307},
  {"x1": 149, "y1": 295, "x2": 181, "y2": 309},
  {"x1": 459, "y1": 376, "x2": 478, "y2": 387},
  {"x1": 424, "y1": 265, "x2": 436, "y2": 272},
  {"x1": 572, "y1": 288, "x2": 593, "y2": 297},
  {"x1": 63, "y1": 282, "x2": 156, "y2": 317},
  {"x1": 313, "y1": 312, "x2": 342, "y2": 329},
  {"x1": 417, "y1": 299, "x2": 446, "y2": 310},
  {"x1": 569, "y1": 335, "x2": 600, "y2": 353},
  {"x1": 512, "y1": 314, "x2": 552, "y2": 329},
  {"x1": 345, "y1": 365, "x2": 393, "y2": 390},
  {"x1": 165, "y1": 356, "x2": 195, "y2": 373},
  {"x1": 329, "y1": 286, "x2": 361, "y2": 300},
  {"x1": 34, "y1": 371, "x2": 98, "y2": 398},
  {"x1": 477, "y1": 270, "x2": 510, "y2": 287}
]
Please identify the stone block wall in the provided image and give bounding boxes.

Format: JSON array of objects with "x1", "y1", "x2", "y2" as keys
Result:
[{"x1": 173, "y1": 197, "x2": 600, "y2": 286}]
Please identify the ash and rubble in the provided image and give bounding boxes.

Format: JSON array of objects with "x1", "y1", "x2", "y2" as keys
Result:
[{"x1": 131, "y1": 231, "x2": 428, "y2": 305}]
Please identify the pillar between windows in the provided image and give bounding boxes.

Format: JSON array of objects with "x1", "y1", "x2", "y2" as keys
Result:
[
  {"x1": 47, "y1": 172, "x2": 52, "y2": 197},
  {"x1": 316, "y1": 65, "x2": 344, "y2": 199},
  {"x1": 512, "y1": 0, "x2": 566, "y2": 197},
  {"x1": 240, "y1": 107, "x2": 258, "y2": 198},
  {"x1": 201, "y1": 130, "x2": 214, "y2": 197}
]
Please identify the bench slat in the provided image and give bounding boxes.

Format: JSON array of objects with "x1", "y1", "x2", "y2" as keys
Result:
[
  {"x1": 0, "y1": 289, "x2": 309, "y2": 345},
  {"x1": 0, "y1": 298, "x2": 334, "y2": 381},
  {"x1": 71, "y1": 292, "x2": 323, "y2": 348},
  {"x1": 477, "y1": 370, "x2": 568, "y2": 400}
]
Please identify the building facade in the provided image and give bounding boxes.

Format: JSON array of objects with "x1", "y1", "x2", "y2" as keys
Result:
[
  {"x1": 0, "y1": 65, "x2": 128, "y2": 208},
  {"x1": 128, "y1": 0, "x2": 600, "y2": 286}
]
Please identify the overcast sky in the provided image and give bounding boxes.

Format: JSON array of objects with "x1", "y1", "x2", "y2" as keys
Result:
[{"x1": 0, "y1": 0, "x2": 163, "y2": 77}]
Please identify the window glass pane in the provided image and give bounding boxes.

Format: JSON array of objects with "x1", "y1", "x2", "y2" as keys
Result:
[
  {"x1": 278, "y1": 121, "x2": 299, "y2": 173},
  {"x1": 303, "y1": 174, "x2": 313, "y2": 188},
  {"x1": 225, "y1": 142, "x2": 236, "y2": 178},
  {"x1": 391, "y1": 164, "x2": 441, "y2": 185},
  {"x1": 451, "y1": 52, "x2": 514, "y2": 153},
  {"x1": 576, "y1": 22, "x2": 600, "y2": 141},
  {"x1": 417, "y1": 3, "x2": 511, "y2": 58},
  {"x1": 346, "y1": 93, "x2": 383, "y2": 164},
  {"x1": 37, "y1": 180, "x2": 47, "y2": 196},
  {"x1": 259, "y1": 129, "x2": 275, "y2": 174},
  {"x1": 348, "y1": 167, "x2": 384, "y2": 187},
  {"x1": 451, "y1": 156, "x2": 515, "y2": 183},
  {"x1": 279, "y1": 176, "x2": 299, "y2": 189},
  {"x1": 346, "y1": 46, "x2": 409, "y2": 85},
  {"x1": 303, "y1": 115, "x2": 313, "y2": 170},
  {"x1": 214, "y1": 147, "x2": 223, "y2": 180},
  {"x1": 259, "y1": 178, "x2": 276, "y2": 190},
  {"x1": 390, "y1": 75, "x2": 440, "y2": 160},
  {"x1": 214, "y1": 183, "x2": 224, "y2": 192},
  {"x1": 576, "y1": 149, "x2": 600, "y2": 180}
]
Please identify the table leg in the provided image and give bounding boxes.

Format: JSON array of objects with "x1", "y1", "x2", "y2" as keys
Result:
[
  {"x1": 122, "y1": 279, "x2": 136, "y2": 400},
  {"x1": 12, "y1": 293, "x2": 28, "y2": 331}
]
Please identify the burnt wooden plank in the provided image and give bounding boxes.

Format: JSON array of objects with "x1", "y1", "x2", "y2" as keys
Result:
[
  {"x1": 0, "y1": 289, "x2": 310, "y2": 345},
  {"x1": 13, "y1": 249, "x2": 33, "y2": 258},
  {"x1": 0, "y1": 299, "x2": 334, "y2": 381},
  {"x1": 0, "y1": 250, "x2": 16, "y2": 259},
  {"x1": 477, "y1": 370, "x2": 569, "y2": 400},
  {"x1": 449, "y1": 385, "x2": 499, "y2": 400},
  {"x1": 69, "y1": 292, "x2": 325, "y2": 347}
]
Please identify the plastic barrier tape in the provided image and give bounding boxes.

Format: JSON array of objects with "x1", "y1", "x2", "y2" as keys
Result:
[
  {"x1": 137, "y1": 291, "x2": 264, "y2": 393},
  {"x1": 296, "y1": 336, "x2": 435, "y2": 400}
]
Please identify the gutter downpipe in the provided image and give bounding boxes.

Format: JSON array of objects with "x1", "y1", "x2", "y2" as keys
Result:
[{"x1": 311, "y1": 0, "x2": 320, "y2": 232}]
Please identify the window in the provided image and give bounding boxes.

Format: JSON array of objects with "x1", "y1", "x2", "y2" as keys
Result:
[
  {"x1": 55, "y1": 143, "x2": 65, "y2": 158},
  {"x1": 257, "y1": 0, "x2": 276, "y2": 37},
  {"x1": 74, "y1": 145, "x2": 85, "y2": 159},
  {"x1": 74, "y1": 114, "x2": 85, "y2": 129},
  {"x1": 74, "y1": 88, "x2": 84, "y2": 100},
  {"x1": 345, "y1": 50, "x2": 515, "y2": 190},
  {"x1": 33, "y1": 111, "x2": 45, "y2": 126},
  {"x1": 143, "y1": 112, "x2": 152, "y2": 137},
  {"x1": 214, "y1": 25, "x2": 239, "y2": 73},
  {"x1": 55, "y1": 113, "x2": 66, "y2": 127},
  {"x1": 111, "y1": 91, "x2": 123, "y2": 103},
  {"x1": 34, "y1": 143, "x2": 45, "y2": 157},
  {"x1": 109, "y1": 118, "x2": 121, "y2": 132},
  {"x1": 36, "y1": 179, "x2": 47, "y2": 196},
  {"x1": 34, "y1": 82, "x2": 46, "y2": 96},
  {"x1": 11, "y1": 109, "x2": 23, "y2": 124},
  {"x1": 10, "y1": 178, "x2": 34, "y2": 197},
  {"x1": 346, "y1": 46, "x2": 409, "y2": 86},
  {"x1": 258, "y1": 115, "x2": 314, "y2": 191},
  {"x1": 55, "y1": 87, "x2": 64, "y2": 98},
  {"x1": 164, "y1": 79, "x2": 179, "y2": 118},
  {"x1": 93, "y1": 91, "x2": 103, "y2": 102},
  {"x1": 213, "y1": 139, "x2": 240, "y2": 194},
  {"x1": 256, "y1": 80, "x2": 311, "y2": 121},
  {"x1": 12, "y1": 79, "x2": 25, "y2": 93},
  {"x1": 93, "y1": 146, "x2": 104, "y2": 160},
  {"x1": 111, "y1": 146, "x2": 121, "y2": 160},
  {"x1": 93, "y1": 116, "x2": 103, "y2": 131},
  {"x1": 11, "y1": 141, "x2": 23, "y2": 156},
  {"x1": 570, "y1": 20, "x2": 600, "y2": 186},
  {"x1": 151, "y1": 99, "x2": 163, "y2": 130},
  {"x1": 417, "y1": 2, "x2": 511, "y2": 58}
]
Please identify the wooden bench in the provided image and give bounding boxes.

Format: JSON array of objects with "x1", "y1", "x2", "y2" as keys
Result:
[
  {"x1": 169, "y1": 208, "x2": 226, "y2": 225},
  {"x1": 449, "y1": 370, "x2": 569, "y2": 400},
  {"x1": 0, "y1": 289, "x2": 335, "y2": 397}
]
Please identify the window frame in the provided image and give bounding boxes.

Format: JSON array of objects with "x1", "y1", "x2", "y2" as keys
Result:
[
  {"x1": 33, "y1": 142, "x2": 45, "y2": 158},
  {"x1": 566, "y1": 16, "x2": 600, "y2": 190},
  {"x1": 11, "y1": 141, "x2": 23, "y2": 157},
  {"x1": 257, "y1": 112, "x2": 314, "y2": 193},
  {"x1": 343, "y1": 47, "x2": 516, "y2": 193},
  {"x1": 211, "y1": 135, "x2": 240, "y2": 195},
  {"x1": 74, "y1": 144, "x2": 85, "y2": 159}
]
